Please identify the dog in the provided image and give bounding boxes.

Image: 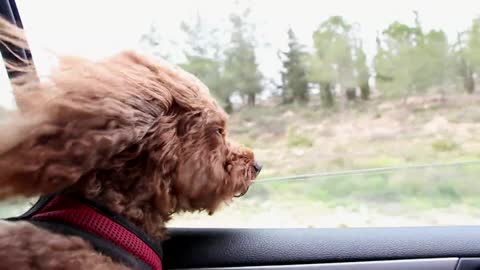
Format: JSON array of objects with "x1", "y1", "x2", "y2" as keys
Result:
[{"x1": 0, "y1": 18, "x2": 261, "y2": 269}]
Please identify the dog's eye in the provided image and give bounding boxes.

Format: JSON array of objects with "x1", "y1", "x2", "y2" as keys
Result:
[{"x1": 216, "y1": 128, "x2": 225, "y2": 136}]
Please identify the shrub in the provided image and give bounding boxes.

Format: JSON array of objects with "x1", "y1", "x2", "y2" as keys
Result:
[
  {"x1": 432, "y1": 138, "x2": 459, "y2": 152},
  {"x1": 287, "y1": 126, "x2": 314, "y2": 148}
]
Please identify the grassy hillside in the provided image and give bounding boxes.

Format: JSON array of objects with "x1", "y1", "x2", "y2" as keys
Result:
[{"x1": 170, "y1": 93, "x2": 480, "y2": 228}]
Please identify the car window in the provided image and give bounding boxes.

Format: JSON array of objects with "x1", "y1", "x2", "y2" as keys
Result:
[{"x1": 2, "y1": 0, "x2": 480, "y2": 228}]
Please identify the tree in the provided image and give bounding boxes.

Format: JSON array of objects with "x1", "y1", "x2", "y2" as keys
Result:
[
  {"x1": 374, "y1": 21, "x2": 422, "y2": 96},
  {"x1": 280, "y1": 28, "x2": 309, "y2": 104},
  {"x1": 182, "y1": 56, "x2": 231, "y2": 110},
  {"x1": 374, "y1": 13, "x2": 452, "y2": 97},
  {"x1": 456, "y1": 17, "x2": 480, "y2": 93},
  {"x1": 179, "y1": 15, "x2": 233, "y2": 111},
  {"x1": 419, "y1": 30, "x2": 451, "y2": 91},
  {"x1": 353, "y1": 41, "x2": 370, "y2": 100},
  {"x1": 465, "y1": 18, "x2": 480, "y2": 72},
  {"x1": 224, "y1": 8, "x2": 263, "y2": 107},
  {"x1": 139, "y1": 23, "x2": 175, "y2": 61},
  {"x1": 308, "y1": 16, "x2": 357, "y2": 107},
  {"x1": 454, "y1": 32, "x2": 475, "y2": 93}
]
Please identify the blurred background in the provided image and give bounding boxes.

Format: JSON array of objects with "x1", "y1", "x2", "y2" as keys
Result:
[{"x1": 1, "y1": 0, "x2": 480, "y2": 228}]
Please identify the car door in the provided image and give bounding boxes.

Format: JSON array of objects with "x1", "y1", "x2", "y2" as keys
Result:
[
  {"x1": 2, "y1": 1, "x2": 480, "y2": 270},
  {"x1": 162, "y1": 167, "x2": 480, "y2": 270},
  {"x1": 164, "y1": 227, "x2": 477, "y2": 270}
]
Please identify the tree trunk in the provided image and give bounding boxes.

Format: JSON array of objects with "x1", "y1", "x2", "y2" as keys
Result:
[
  {"x1": 298, "y1": 94, "x2": 309, "y2": 104},
  {"x1": 224, "y1": 97, "x2": 233, "y2": 114},
  {"x1": 346, "y1": 87, "x2": 357, "y2": 101},
  {"x1": 295, "y1": 87, "x2": 309, "y2": 104},
  {"x1": 247, "y1": 93, "x2": 256, "y2": 107},
  {"x1": 320, "y1": 82, "x2": 334, "y2": 108},
  {"x1": 464, "y1": 68, "x2": 475, "y2": 94},
  {"x1": 282, "y1": 89, "x2": 294, "y2": 104},
  {"x1": 360, "y1": 82, "x2": 370, "y2": 100}
]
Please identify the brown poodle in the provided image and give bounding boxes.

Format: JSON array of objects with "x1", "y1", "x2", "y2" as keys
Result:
[{"x1": 0, "y1": 18, "x2": 260, "y2": 269}]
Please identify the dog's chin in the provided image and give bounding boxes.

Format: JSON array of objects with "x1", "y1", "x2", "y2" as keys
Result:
[
  {"x1": 234, "y1": 186, "x2": 250, "y2": 197},
  {"x1": 233, "y1": 175, "x2": 257, "y2": 197}
]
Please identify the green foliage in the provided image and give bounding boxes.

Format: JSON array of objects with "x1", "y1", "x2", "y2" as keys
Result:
[
  {"x1": 141, "y1": 10, "x2": 479, "y2": 111},
  {"x1": 354, "y1": 44, "x2": 370, "y2": 100},
  {"x1": 250, "y1": 162, "x2": 480, "y2": 209},
  {"x1": 359, "y1": 156, "x2": 405, "y2": 168},
  {"x1": 139, "y1": 23, "x2": 175, "y2": 61},
  {"x1": 280, "y1": 28, "x2": 309, "y2": 104},
  {"x1": 432, "y1": 138, "x2": 459, "y2": 152},
  {"x1": 287, "y1": 126, "x2": 314, "y2": 148},
  {"x1": 454, "y1": 17, "x2": 480, "y2": 93},
  {"x1": 179, "y1": 15, "x2": 232, "y2": 111},
  {"x1": 180, "y1": 17, "x2": 222, "y2": 59},
  {"x1": 224, "y1": 8, "x2": 263, "y2": 107},
  {"x1": 180, "y1": 56, "x2": 230, "y2": 107},
  {"x1": 308, "y1": 16, "x2": 369, "y2": 106},
  {"x1": 465, "y1": 18, "x2": 480, "y2": 73},
  {"x1": 309, "y1": 16, "x2": 355, "y2": 87},
  {"x1": 176, "y1": 8, "x2": 265, "y2": 110},
  {"x1": 374, "y1": 13, "x2": 453, "y2": 97},
  {"x1": 319, "y1": 81, "x2": 334, "y2": 107}
]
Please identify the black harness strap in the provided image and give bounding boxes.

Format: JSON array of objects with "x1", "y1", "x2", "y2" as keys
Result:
[
  {"x1": 31, "y1": 219, "x2": 151, "y2": 270},
  {"x1": 7, "y1": 195, "x2": 163, "y2": 270}
]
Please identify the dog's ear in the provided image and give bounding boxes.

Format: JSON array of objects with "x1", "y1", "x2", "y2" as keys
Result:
[
  {"x1": 0, "y1": 19, "x2": 174, "y2": 199},
  {"x1": 176, "y1": 111, "x2": 202, "y2": 137},
  {"x1": 0, "y1": 82, "x2": 168, "y2": 199}
]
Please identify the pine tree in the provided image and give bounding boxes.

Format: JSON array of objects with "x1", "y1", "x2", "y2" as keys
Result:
[
  {"x1": 280, "y1": 28, "x2": 309, "y2": 104},
  {"x1": 179, "y1": 15, "x2": 232, "y2": 111},
  {"x1": 224, "y1": 9, "x2": 263, "y2": 107}
]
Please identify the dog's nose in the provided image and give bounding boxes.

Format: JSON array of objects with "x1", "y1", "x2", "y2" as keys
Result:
[{"x1": 253, "y1": 161, "x2": 262, "y2": 175}]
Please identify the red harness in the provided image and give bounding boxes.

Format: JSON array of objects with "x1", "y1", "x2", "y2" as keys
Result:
[{"x1": 13, "y1": 195, "x2": 163, "y2": 270}]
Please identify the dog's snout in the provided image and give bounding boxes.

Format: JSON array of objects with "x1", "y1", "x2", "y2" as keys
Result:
[{"x1": 253, "y1": 161, "x2": 262, "y2": 175}]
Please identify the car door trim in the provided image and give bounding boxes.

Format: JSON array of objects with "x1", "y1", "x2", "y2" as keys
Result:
[{"x1": 173, "y1": 257, "x2": 459, "y2": 270}]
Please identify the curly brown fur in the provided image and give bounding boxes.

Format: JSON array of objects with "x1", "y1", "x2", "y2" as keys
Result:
[
  {"x1": 0, "y1": 221, "x2": 129, "y2": 270},
  {"x1": 0, "y1": 17, "x2": 259, "y2": 269}
]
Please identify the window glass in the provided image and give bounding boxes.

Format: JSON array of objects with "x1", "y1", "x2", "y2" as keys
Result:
[{"x1": 2, "y1": 0, "x2": 480, "y2": 228}]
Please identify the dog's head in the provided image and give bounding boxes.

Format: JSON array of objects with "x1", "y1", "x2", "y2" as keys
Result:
[
  {"x1": 173, "y1": 109, "x2": 260, "y2": 212},
  {"x1": 0, "y1": 47, "x2": 260, "y2": 236},
  {"x1": 111, "y1": 51, "x2": 262, "y2": 214}
]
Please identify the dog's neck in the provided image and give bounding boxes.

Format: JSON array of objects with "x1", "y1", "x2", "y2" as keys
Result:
[
  {"x1": 84, "y1": 192, "x2": 172, "y2": 240},
  {"x1": 69, "y1": 172, "x2": 175, "y2": 240},
  {"x1": 10, "y1": 194, "x2": 164, "y2": 270},
  {"x1": 67, "y1": 129, "x2": 180, "y2": 240}
]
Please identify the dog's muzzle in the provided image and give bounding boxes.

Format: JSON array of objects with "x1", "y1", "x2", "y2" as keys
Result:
[
  {"x1": 234, "y1": 161, "x2": 262, "y2": 198},
  {"x1": 234, "y1": 186, "x2": 250, "y2": 197},
  {"x1": 253, "y1": 161, "x2": 262, "y2": 175}
]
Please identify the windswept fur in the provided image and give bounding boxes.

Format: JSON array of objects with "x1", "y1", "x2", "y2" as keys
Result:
[{"x1": 0, "y1": 17, "x2": 258, "y2": 269}]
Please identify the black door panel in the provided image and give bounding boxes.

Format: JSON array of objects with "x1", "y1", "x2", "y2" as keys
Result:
[
  {"x1": 163, "y1": 227, "x2": 480, "y2": 269},
  {"x1": 169, "y1": 258, "x2": 459, "y2": 270}
]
